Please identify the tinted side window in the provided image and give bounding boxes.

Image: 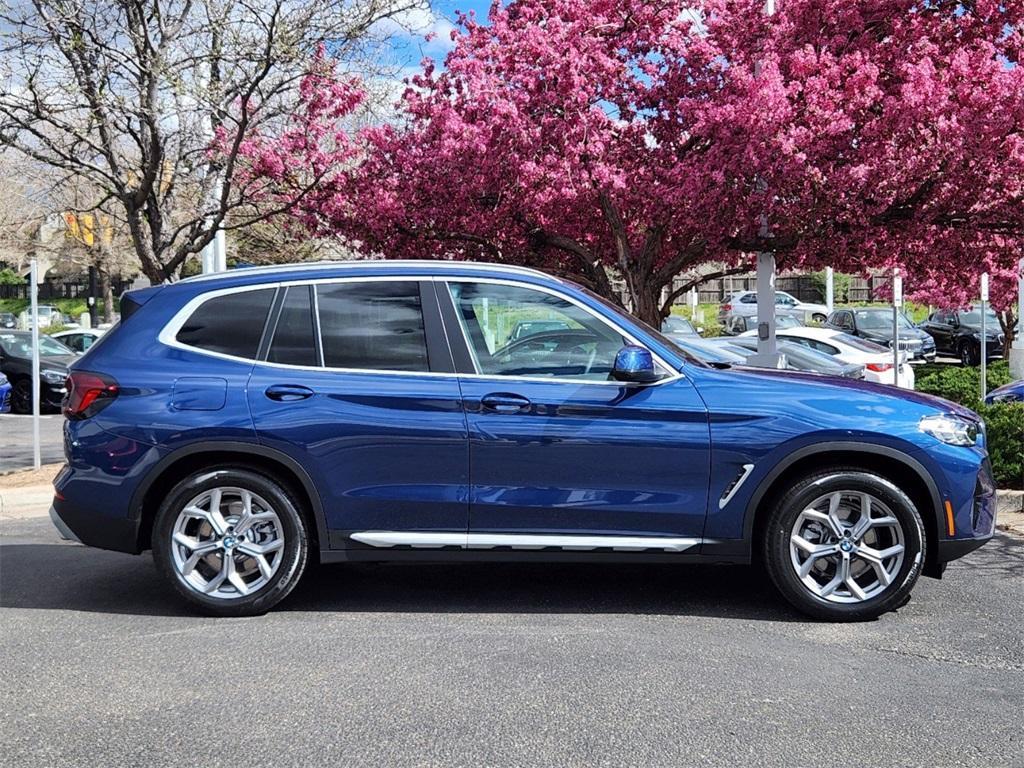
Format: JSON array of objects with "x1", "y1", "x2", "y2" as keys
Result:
[
  {"x1": 317, "y1": 281, "x2": 428, "y2": 371},
  {"x1": 739, "y1": 293, "x2": 757, "y2": 304},
  {"x1": 177, "y1": 288, "x2": 275, "y2": 358},
  {"x1": 269, "y1": 286, "x2": 317, "y2": 366}
]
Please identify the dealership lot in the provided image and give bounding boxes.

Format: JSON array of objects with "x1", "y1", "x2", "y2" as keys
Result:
[
  {"x1": 0, "y1": 415, "x2": 64, "y2": 472},
  {"x1": 1, "y1": 515, "x2": 1021, "y2": 767}
]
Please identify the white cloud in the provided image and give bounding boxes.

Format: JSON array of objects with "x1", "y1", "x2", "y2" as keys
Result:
[{"x1": 374, "y1": 3, "x2": 457, "y2": 53}]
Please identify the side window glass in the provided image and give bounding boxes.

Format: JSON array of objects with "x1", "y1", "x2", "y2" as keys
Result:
[
  {"x1": 446, "y1": 282, "x2": 630, "y2": 381},
  {"x1": 740, "y1": 293, "x2": 757, "y2": 304},
  {"x1": 177, "y1": 288, "x2": 275, "y2": 359},
  {"x1": 269, "y1": 286, "x2": 317, "y2": 366},
  {"x1": 317, "y1": 281, "x2": 428, "y2": 372}
]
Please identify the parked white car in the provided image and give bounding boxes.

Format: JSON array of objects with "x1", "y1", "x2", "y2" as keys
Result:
[
  {"x1": 719, "y1": 290, "x2": 830, "y2": 324},
  {"x1": 50, "y1": 328, "x2": 105, "y2": 354},
  {"x1": 740, "y1": 326, "x2": 915, "y2": 389}
]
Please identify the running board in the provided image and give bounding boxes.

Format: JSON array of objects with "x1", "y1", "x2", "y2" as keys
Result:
[{"x1": 349, "y1": 531, "x2": 702, "y2": 553}]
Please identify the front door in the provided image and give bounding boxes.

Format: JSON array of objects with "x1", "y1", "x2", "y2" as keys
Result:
[
  {"x1": 247, "y1": 280, "x2": 469, "y2": 545},
  {"x1": 440, "y1": 280, "x2": 710, "y2": 543}
]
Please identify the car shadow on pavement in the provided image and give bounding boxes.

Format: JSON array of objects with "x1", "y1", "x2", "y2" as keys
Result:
[
  {"x1": 2, "y1": 534, "x2": 1020, "y2": 621},
  {"x1": 0, "y1": 541, "x2": 799, "y2": 621}
]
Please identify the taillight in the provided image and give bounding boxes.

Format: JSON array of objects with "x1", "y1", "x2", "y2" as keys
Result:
[
  {"x1": 866, "y1": 363, "x2": 893, "y2": 373},
  {"x1": 722, "y1": 303, "x2": 732, "y2": 312},
  {"x1": 64, "y1": 371, "x2": 119, "y2": 420}
]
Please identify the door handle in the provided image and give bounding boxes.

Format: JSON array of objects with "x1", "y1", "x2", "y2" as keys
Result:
[
  {"x1": 264, "y1": 384, "x2": 315, "y2": 402},
  {"x1": 480, "y1": 393, "x2": 531, "y2": 413}
]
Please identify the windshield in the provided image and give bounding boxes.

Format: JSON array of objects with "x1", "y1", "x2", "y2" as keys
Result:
[
  {"x1": 775, "y1": 315, "x2": 803, "y2": 329},
  {"x1": 662, "y1": 316, "x2": 696, "y2": 334},
  {"x1": 854, "y1": 310, "x2": 913, "y2": 331},
  {"x1": 674, "y1": 338, "x2": 745, "y2": 364},
  {"x1": 834, "y1": 332, "x2": 889, "y2": 353},
  {"x1": 0, "y1": 332, "x2": 73, "y2": 357},
  {"x1": 960, "y1": 307, "x2": 999, "y2": 325}
]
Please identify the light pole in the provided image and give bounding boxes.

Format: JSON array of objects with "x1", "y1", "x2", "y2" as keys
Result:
[
  {"x1": 1011, "y1": 254, "x2": 1024, "y2": 379},
  {"x1": 825, "y1": 266, "x2": 834, "y2": 313},
  {"x1": 892, "y1": 268, "x2": 902, "y2": 387},
  {"x1": 749, "y1": 0, "x2": 783, "y2": 369},
  {"x1": 980, "y1": 273, "x2": 989, "y2": 400}
]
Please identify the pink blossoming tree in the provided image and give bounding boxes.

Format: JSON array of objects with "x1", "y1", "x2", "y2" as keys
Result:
[{"x1": 256, "y1": 0, "x2": 1024, "y2": 341}]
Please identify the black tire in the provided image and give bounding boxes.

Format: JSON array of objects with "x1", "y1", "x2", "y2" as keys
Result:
[
  {"x1": 152, "y1": 467, "x2": 309, "y2": 617},
  {"x1": 11, "y1": 378, "x2": 31, "y2": 414},
  {"x1": 763, "y1": 469, "x2": 925, "y2": 621},
  {"x1": 958, "y1": 340, "x2": 978, "y2": 367},
  {"x1": 811, "y1": 313, "x2": 827, "y2": 324}
]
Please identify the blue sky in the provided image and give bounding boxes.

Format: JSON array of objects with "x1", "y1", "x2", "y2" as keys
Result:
[{"x1": 380, "y1": 1, "x2": 494, "y2": 71}]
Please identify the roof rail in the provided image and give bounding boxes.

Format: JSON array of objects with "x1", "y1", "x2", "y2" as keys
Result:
[{"x1": 179, "y1": 259, "x2": 554, "y2": 284}]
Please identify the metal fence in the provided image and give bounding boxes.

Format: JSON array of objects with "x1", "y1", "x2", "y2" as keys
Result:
[
  {"x1": 0, "y1": 278, "x2": 132, "y2": 301},
  {"x1": 674, "y1": 273, "x2": 890, "y2": 306}
]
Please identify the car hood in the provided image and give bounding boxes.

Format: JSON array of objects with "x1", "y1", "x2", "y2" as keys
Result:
[
  {"x1": 986, "y1": 380, "x2": 1024, "y2": 401},
  {"x1": 860, "y1": 327, "x2": 932, "y2": 343},
  {"x1": 39, "y1": 355, "x2": 76, "y2": 371},
  {"x1": 712, "y1": 365, "x2": 981, "y2": 420}
]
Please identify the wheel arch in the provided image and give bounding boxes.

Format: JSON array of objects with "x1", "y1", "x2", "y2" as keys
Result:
[
  {"x1": 131, "y1": 441, "x2": 327, "y2": 555},
  {"x1": 743, "y1": 442, "x2": 943, "y2": 575}
]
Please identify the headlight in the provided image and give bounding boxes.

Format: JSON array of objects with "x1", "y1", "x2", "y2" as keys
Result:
[
  {"x1": 41, "y1": 369, "x2": 66, "y2": 384},
  {"x1": 919, "y1": 414, "x2": 979, "y2": 447}
]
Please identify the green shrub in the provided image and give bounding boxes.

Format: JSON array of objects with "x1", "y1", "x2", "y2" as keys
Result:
[
  {"x1": 915, "y1": 362, "x2": 1012, "y2": 406},
  {"x1": 977, "y1": 403, "x2": 1024, "y2": 490},
  {"x1": 915, "y1": 361, "x2": 1022, "y2": 490},
  {"x1": 0, "y1": 268, "x2": 24, "y2": 285}
]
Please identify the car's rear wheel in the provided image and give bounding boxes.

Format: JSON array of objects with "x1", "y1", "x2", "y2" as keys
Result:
[
  {"x1": 763, "y1": 470, "x2": 924, "y2": 621},
  {"x1": 152, "y1": 468, "x2": 308, "y2": 616},
  {"x1": 11, "y1": 377, "x2": 31, "y2": 414},
  {"x1": 811, "y1": 313, "x2": 827, "y2": 324}
]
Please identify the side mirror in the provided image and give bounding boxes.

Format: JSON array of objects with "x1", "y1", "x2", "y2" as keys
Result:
[{"x1": 612, "y1": 345, "x2": 660, "y2": 384}]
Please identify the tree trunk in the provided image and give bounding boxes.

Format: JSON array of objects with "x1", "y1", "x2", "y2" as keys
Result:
[
  {"x1": 999, "y1": 308, "x2": 1017, "y2": 361},
  {"x1": 99, "y1": 268, "x2": 114, "y2": 323},
  {"x1": 626, "y1": 272, "x2": 667, "y2": 329}
]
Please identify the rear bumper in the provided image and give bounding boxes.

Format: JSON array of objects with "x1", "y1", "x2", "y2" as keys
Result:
[{"x1": 50, "y1": 496, "x2": 142, "y2": 553}]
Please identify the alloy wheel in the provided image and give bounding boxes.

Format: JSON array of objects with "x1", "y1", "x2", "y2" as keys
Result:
[
  {"x1": 170, "y1": 486, "x2": 285, "y2": 599},
  {"x1": 789, "y1": 490, "x2": 906, "y2": 604}
]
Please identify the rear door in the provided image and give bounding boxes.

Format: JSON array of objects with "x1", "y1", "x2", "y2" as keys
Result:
[
  {"x1": 247, "y1": 279, "x2": 469, "y2": 547},
  {"x1": 439, "y1": 279, "x2": 710, "y2": 544}
]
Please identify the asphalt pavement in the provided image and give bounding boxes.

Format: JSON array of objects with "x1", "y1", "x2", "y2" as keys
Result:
[
  {"x1": 1, "y1": 515, "x2": 1021, "y2": 767},
  {"x1": 0, "y1": 414, "x2": 64, "y2": 472}
]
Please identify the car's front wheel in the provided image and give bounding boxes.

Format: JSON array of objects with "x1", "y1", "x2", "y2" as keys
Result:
[
  {"x1": 958, "y1": 340, "x2": 978, "y2": 367},
  {"x1": 763, "y1": 470, "x2": 924, "y2": 621},
  {"x1": 152, "y1": 468, "x2": 309, "y2": 616}
]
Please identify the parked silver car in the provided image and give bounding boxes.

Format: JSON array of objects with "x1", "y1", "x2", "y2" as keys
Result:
[{"x1": 719, "y1": 290, "x2": 829, "y2": 324}]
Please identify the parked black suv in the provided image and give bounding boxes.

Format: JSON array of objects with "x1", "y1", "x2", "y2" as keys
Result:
[
  {"x1": 918, "y1": 307, "x2": 1004, "y2": 366},
  {"x1": 826, "y1": 308, "x2": 936, "y2": 362},
  {"x1": 0, "y1": 331, "x2": 76, "y2": 413}
]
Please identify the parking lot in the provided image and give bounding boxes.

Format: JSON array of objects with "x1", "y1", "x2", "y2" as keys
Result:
[
  {"x1": 0, "y1": 414, "x2": 64, "y2": 472},
  {"x1": 1, "y1": 512, "x2": 1021, "y2": 767}
]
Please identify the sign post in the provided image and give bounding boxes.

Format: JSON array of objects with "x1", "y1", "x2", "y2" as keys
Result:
[
  {"x1": 980, "y1": 273, "x2": 989, "y2": 401},
  {"x1": 30, "y1": 258, "x2": 41, "y2": 469},
  {"x1": 892, "y1": 268, "x2": 902, "y2": 387}
]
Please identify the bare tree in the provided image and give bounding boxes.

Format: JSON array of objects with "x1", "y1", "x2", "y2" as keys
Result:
[{"x1": 0, "y1": 0, "x2": 419, "y2": 283}]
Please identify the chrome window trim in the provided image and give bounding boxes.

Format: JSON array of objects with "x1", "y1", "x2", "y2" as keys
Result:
[{"x1": 158, "y1": 275, "x2": 683, "y2": 386}]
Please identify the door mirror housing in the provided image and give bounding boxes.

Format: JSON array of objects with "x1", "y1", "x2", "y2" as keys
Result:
[{"x1": 612, "y1": 345, "x2": 660, "y2": 384}]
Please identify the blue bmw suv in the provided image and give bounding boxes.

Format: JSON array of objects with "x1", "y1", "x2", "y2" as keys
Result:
[{"x1": 51, "y1": 262, "x2": 996, "y2": 620}]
